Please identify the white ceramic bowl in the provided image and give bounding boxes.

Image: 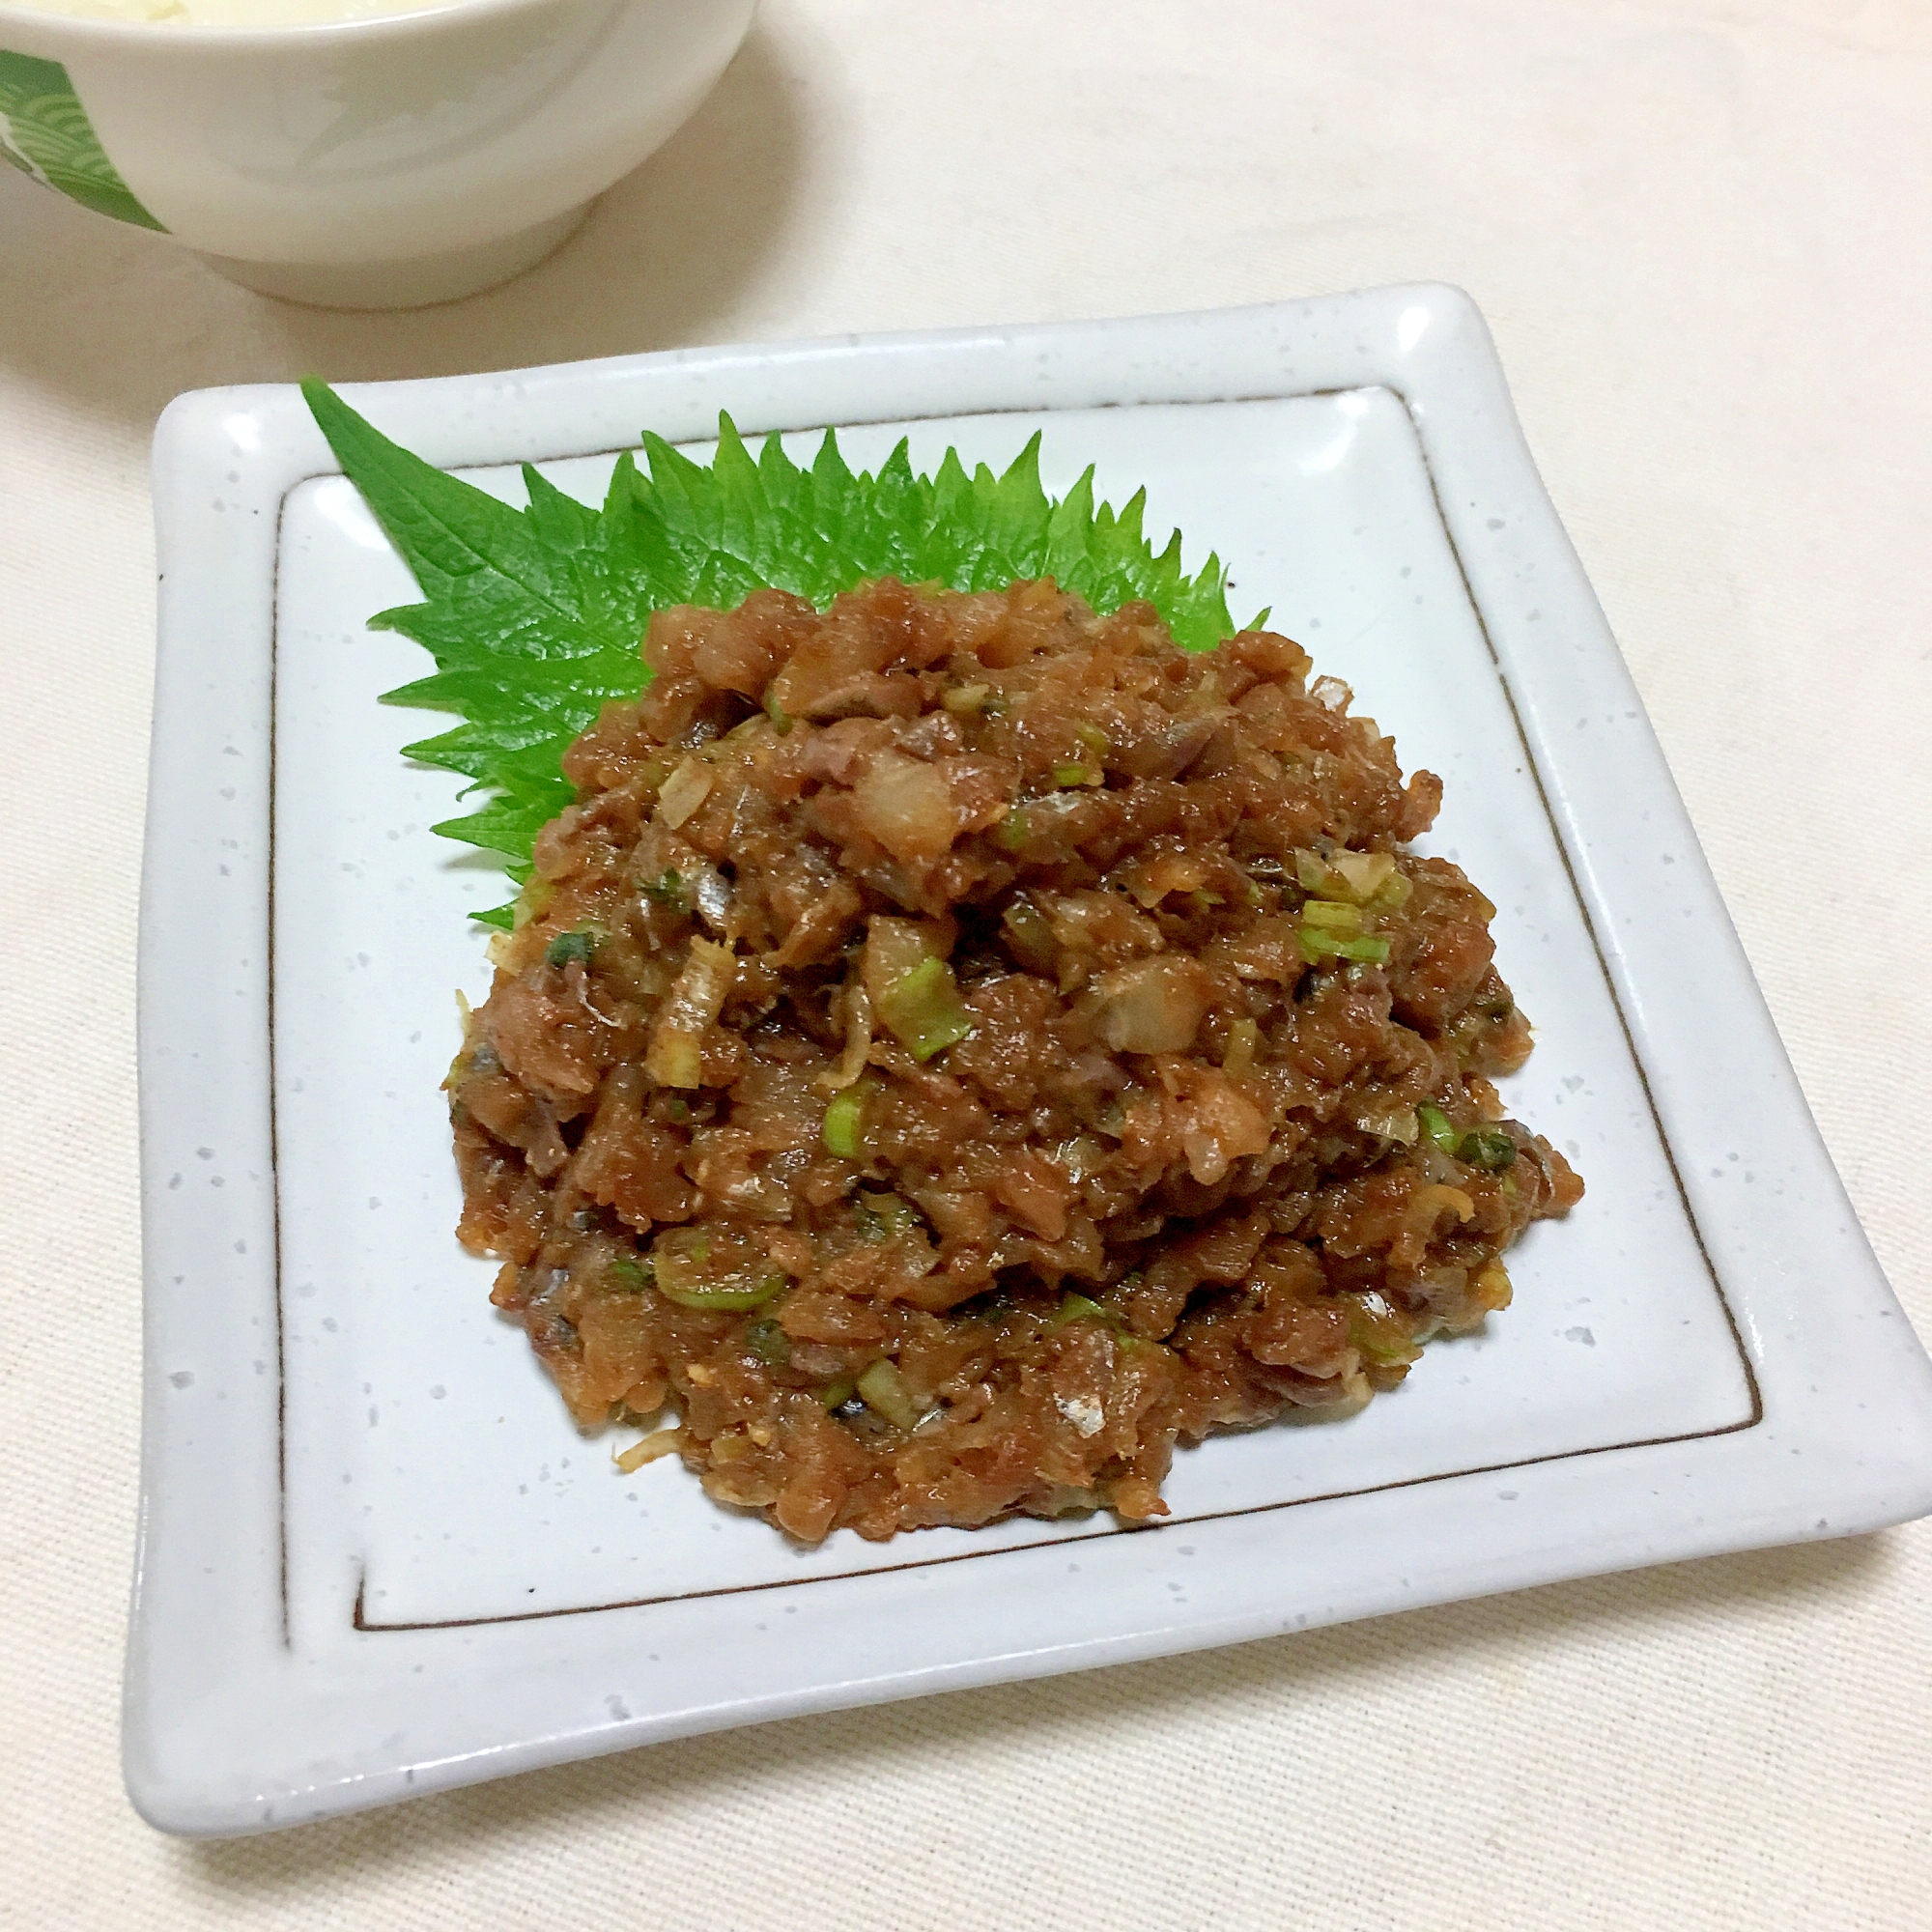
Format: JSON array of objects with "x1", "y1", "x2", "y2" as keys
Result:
[{"x1": 0, "y1": 0, "x2": 757, "y2": 306}]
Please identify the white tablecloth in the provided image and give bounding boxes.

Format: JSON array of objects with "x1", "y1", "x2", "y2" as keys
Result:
[{"x1": 3, "y1": 1, "x2": 1927, "y2": 1923}]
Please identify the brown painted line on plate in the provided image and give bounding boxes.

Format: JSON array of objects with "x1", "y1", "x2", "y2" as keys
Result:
[
  {"x1": 261, "y1": 380, "x2": 1762, "y2": 1643},
  {"x1": 349, "y1": 1407, "x2": 1762, "y2": 1633},
  {"x1": 1382, "y1": 379, "x2": 1764, "y2": 1430},
  {"x1": 270, "y1": 491, "x2": 292, "y2": 1653}
]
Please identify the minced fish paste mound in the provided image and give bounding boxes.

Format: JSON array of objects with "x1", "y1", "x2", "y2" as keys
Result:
[{"x1": 450, "y1": 577, "x2": 1583, "y2": 1543}]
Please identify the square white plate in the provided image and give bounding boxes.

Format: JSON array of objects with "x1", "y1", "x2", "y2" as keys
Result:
[{"x1": 129, "y1": 286, "x2": 1932, "y2": 1836}]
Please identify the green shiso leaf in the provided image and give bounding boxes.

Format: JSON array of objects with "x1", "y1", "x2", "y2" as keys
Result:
[{"x1": 301, "y1": 380, "x2": 1246, "y2": 919}]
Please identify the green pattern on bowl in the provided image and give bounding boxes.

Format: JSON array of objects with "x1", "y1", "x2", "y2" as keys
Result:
[{"x1": 0, "y1": 47, "x2": 164, "y2": 230}]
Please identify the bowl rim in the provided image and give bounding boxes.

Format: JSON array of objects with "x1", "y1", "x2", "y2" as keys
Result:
[{"x1": 0, "y1": 0, "x2": 611, "y2": 50}]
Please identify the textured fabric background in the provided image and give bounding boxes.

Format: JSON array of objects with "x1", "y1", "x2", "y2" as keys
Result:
[{"x1": 2, "y1": 1, "x2": 1927, "y2": 1924}]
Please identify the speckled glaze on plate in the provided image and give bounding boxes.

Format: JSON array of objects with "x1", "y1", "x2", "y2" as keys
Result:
[{"x1": 129, "y1": 286, "x2": 1932, "y2": 1836}]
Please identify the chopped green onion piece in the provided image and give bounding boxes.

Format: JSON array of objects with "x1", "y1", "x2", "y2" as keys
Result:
[
  {"x1": 1299, "y1": 899, "x2": 1364, "y2": 933},
  {"x1": 1296, "y1": 928, "x2": 1392, "y2": 965},
  {"x1": 1222, "y1": 1015, "x2": 1261, "y2": 1076},
  {"x1": 1344, "y1": 1291, "x2": 1422, "y2": 1366},
  {"x1": 943, "y1": 682, "x2": 990, "y2": 714},
  {"x1": 1001, "y1": 897, "x2": 1058, "y2": 976},
  {"x1": 822, "y1": 1087, "x2": 867, "y2": 1158},
  {"x1": 763, "y1": 694, "x2": 792, "y2": 732},
  {"x1": 875, "y1": 955, "x2": 976, "y2": 1060},
  {"x1": 1293, "y1": 850, "x2": 1331, "y2": 892},
  {"x1": 607, "y1": 1253, "x2": 650, "y2": 1290},
  {"x1": 1051, "y1": 1292, "x2": 1123, "y2": 1328},
  {"x1": 1074, "y1": 722, "x2": 1112, "y2": 757},
  {"x1": 993, "y1": 808, "x2": 1029, "y2": 852},
  {"x1": 1053, "y1": 763, "x2": 1102, "y2": 788},
  {"x1": 545, "y1": 929, "x2": 594, "y2": 968},
  {"x1": 1460, "y1": 1125, "x2": 1519, "y2": 1173},
  {"x1": 1369, "y1": 869, "x2": 1413, "y2": 913},
  {"x1": 1417, "y1": 1103, "x2": 1460, "y2": 1153},
  {"x1": 655, "y1": 1270, "x2": 787, "y2": 1312},
  {"x1": 744, "y1": 1317, "x2": 790, "y2": 1367},
  {"x1": 639, "y1": 868, "x2": 688, "y2": 908},
  {"x1": 649, "y1": 1227, "x2": 788, "y2": 1311},
  {"x1": 856, "y1": 1358, "x2": 920, "y2": 1431},
  {"x1": 853, "y1": 1192, "x2": 920, "y2": 1243},
  {"x1": 818, "y1": 1374, "x2": 857, "y2": 1411}
]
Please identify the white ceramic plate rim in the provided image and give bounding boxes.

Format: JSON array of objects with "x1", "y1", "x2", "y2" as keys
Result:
[{"x1": 129, "y1": 284, "x2": 1932, "y2": 1836}]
